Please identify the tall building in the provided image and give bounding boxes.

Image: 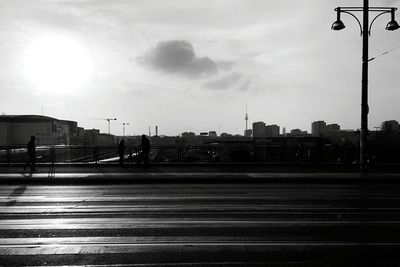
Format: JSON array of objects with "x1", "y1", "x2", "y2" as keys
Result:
[
  {"x1": 289, "y1": 129, "x2": 308, "y2": 136},
  {"x1": 209, "y1": 131, "x2": 217, "y2": 138},
  {"x1": 244, "y1": 129, "x2": 252, "y2": 138},
  {"x1": 381, "y1": 120, "x2": 399, "y2": 132},
  {"x1": 82, "y1": 129, "x2": 115, "y2": 145},
  {"x1": 181, "y1": 132, "x2": 196, "y2": 138},
  {"x1": 326, "y1": 124, "x2": 340, "y2": 132},
  {"x1": 252, "y1": 121, "x2": 266, "y2": 137},
  {"x1": 0, "y1": 115, "x2": 77, "y2": 146},
  {"x1": 311, "y1": 121, "x2": 327, "y2": 137},
  {"x1": 265, "y1": 124, "x2": 280, "y2": 137}
]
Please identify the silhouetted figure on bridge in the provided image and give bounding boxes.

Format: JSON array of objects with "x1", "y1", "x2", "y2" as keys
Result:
[
  {"x1": 137, "y1": 134, "x2": 150, "y2": 166},
  {"x1": 118, "y1": 139, "x2": 125, "y2": 167},
  {"x1": 24, "y1": 136, "x2": 36, "y2": 171}
]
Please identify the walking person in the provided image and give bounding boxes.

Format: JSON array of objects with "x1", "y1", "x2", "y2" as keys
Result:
[
  {"x1": 138, "y1": 134, "x2": 150, "y2": 166},
  {"x1": 118, "y1": 139, "x2": 125, "y2": 167},
  {"x1": 24, "y1": 136, "x2": 37, "y2": 171}
]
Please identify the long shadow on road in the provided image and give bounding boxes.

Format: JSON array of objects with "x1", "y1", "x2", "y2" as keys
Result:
[{"x1": 4, "y1": 184, "x2": 27, "y2": 206}]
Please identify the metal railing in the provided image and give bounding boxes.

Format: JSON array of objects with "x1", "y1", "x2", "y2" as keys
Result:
[{"x1": 0, "y1": 144, "x2": 365, "y2": 165}]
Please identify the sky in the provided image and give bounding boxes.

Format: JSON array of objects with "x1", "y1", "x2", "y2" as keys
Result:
[{"x1": 1, "y1": 0, "x2": 400, "y2": 136}]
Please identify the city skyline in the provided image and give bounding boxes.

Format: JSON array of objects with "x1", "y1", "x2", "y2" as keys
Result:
[
  {"x1": 3, "y1": 112, "x2": 398, "y2": 138},
  {"x1": 1, "y1": 1, "x2": 400, "y2": 136}
]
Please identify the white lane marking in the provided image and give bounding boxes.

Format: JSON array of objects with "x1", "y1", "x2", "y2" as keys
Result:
[
  {"x1": 0, "y1": 172, "x2": 398, "y2": 179},
  {"x1": 1, "y1": 207, "x2": 388, "y2": 215},
  {"x1": 0, "y1": 218, "x2": 388, "y2": 225},
  {"x1": 2, "y1": 240, "x2": 399, "y2": 247},
  {"x1": 0, "y1": 220, "x2": 398, "y2": 230},
  {"x1": 0, "y1": 242, "x2": 399, "y2": 255},
  {"x1": 0, "y1": 186, "x2": 377, "y2": 192},
  {"x1": 0, "y1": 206, "x2": 398, "y2": 214},
  {"x1": 2, "y1": 216, "x2": 399, "y2": 224},
  {"x1": 1, "y1": 237, "x2": 400, "y2": 247},
  {"x1": 0, "y1": 236, "x2": 370, "y2": 245},
  {"x1": 1, "y1": 196, "x2": 398, "y2": 202}
]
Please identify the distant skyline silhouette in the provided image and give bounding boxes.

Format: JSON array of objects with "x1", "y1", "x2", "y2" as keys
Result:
[{"x1": 0, "y1": 0, "x2": 400, "y2": 136}]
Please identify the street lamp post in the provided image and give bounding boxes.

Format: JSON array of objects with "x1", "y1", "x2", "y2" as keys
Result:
[
  {"x1": 332, "y1": 0, "x2": 399, "y2": 173},
  {"x1": 122, "y1": 123, "x2": 129, "y2": 137}
]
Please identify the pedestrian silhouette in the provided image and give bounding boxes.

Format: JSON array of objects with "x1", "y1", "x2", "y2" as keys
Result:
[
  {"x1": 24, "y1": 136, "x2": 37, "y2": 171},
  {"x1": 137, "y1": 134, "x2": 150, "y2": 166},
  {"x1": 118, "y1": 139, "x2": 125, "y2": 167}
]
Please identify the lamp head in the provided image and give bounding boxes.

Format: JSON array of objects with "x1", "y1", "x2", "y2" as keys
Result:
[
  {"x1": 386, "y1": 8, "x2": 400, "y2": 31},
  {"x1": 332, "y1": 20, "x2": 346, "y2": 31},
  {"x1": 332, "y1": 8, "x2": 345, "y2": 31},
  {"x1": 386, "y1": 20, "x2": 400, "y2": 31}
]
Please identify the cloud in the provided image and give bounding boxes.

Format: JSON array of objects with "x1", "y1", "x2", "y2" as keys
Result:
[
  {"x1": 216, "y1": 60, "x2": 234, "y2": 71},
  {"x1": 239, "y1": 78, "x2": 252, "y2": 91},
  {"x1": 137, "y1": 40, "x2": 218, "y2": 78},
  {"x1": 203, "y1": 72, "x2": 243, "y2": 90}
]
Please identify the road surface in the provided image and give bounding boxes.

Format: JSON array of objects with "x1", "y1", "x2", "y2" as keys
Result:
[{"x1": 1, "y1": 179, "x2": 400, "y2": 266}]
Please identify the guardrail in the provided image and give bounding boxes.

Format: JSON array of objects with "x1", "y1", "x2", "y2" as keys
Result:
[{"x1": 0, "y1": 144, "x2": 363, "y2": 165}]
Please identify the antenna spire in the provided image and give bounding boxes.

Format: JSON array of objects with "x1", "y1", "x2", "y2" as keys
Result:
[{"x1": 245, "y1": 104, "x2": 249, "y2": 131}]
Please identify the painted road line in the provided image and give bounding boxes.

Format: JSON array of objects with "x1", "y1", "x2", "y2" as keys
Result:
[
  {"x1": 0, "y1": 172, "x2": 398, "y2": 179},
  {"x1": 1, "y1": 242, "x2": 400, "y2": 255},
  {"x1": 0, "y1": 236, "x2": 394, "y2": 245},
  {"x1": 1, "y1": 196, "x2": 398, "y2": 202},
  {"x1": 0, "y1": 207, "x2": 398, "y2": 214},
  {"x1": 0, "y1": 221, "x2": 399, "y2": 230}
]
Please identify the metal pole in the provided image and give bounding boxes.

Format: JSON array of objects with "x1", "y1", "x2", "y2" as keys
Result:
[{"x1": 360, "y1": 0, "x2": 369, "y2": 173}]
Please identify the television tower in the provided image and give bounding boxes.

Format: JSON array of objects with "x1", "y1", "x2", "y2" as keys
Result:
[{"x1": 245, "y1": 104, "x2": 249, "y2": 131}]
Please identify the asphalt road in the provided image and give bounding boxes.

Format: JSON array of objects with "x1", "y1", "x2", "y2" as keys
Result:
[{"x1": 1, "y1": 180, "x2": 400, "y2": 266}]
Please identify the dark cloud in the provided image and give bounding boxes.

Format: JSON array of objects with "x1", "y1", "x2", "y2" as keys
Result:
[
  {"x1": 203, "y1": 72, "x2": 243, "y2": 90},
  {"x1": 216, "y1": 60, "x2": 234, "y2": 71},
  {"x1": 138, "y1": 40, "x2": 218, "y2": 78},
  {"x1": 239, "y1": 78, "x2": 252, "y2": 91}
]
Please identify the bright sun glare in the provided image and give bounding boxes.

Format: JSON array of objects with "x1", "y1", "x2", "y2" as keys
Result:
[{"x1": 24, "y1": 36, "x2": 93, "y2": 94}]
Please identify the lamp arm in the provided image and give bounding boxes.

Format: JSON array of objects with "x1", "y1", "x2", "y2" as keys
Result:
[
  {"x1": 341, "y1": 11, "x2": 363, "y2": 36},
  {"x1": 368, "y1": 11, "x2": 391, "y2": 35}
]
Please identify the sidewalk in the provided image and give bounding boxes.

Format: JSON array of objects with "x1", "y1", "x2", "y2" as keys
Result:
[{"x1": 0, "y1": 164, "x2": 400, "y2": 184}]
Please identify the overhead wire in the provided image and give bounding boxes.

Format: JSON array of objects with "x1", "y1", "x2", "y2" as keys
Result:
[{"x1": 368, "y1": 44, "x2": 400, "y2": 61}]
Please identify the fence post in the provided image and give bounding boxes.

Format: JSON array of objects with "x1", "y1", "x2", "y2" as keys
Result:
[
  {"x1": 129, "y1": 148, "x2": 133, "y2": 167},
  {"x1": 179, "y1": 146, "x2": 183, "y2": 165},
  {"x1": 50, "y1": 146, "x2": 55, "y2": 166},
  {"x1": 6, "y1": 147, "x2": 11, "y2": 165},
  {"x1": 262, "y1": 146, "x2": 266, "y2": 163},
  {"x1": 259, "y1": 146, "x2": 263, "y2": 163},
  {"x1": 93, "y1": 146, "x2": 99, "y2": 164}
]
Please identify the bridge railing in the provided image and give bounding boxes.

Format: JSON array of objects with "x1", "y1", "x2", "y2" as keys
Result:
[{"x1": 0, "y1": 144, "x2": 361, "y2": 165}]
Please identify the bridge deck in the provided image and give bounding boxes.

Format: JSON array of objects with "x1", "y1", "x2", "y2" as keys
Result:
[{"x1": 0, "y1": 170, "x2": 400, "y2": 265}]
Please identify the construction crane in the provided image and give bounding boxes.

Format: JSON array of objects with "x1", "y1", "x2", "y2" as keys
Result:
[
  {"x1": 104, "y1": 118, "x2": 117, "y2": 134},
  {"x1": 88, "y1": 118, "x2": 117, "y2": 134}
]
